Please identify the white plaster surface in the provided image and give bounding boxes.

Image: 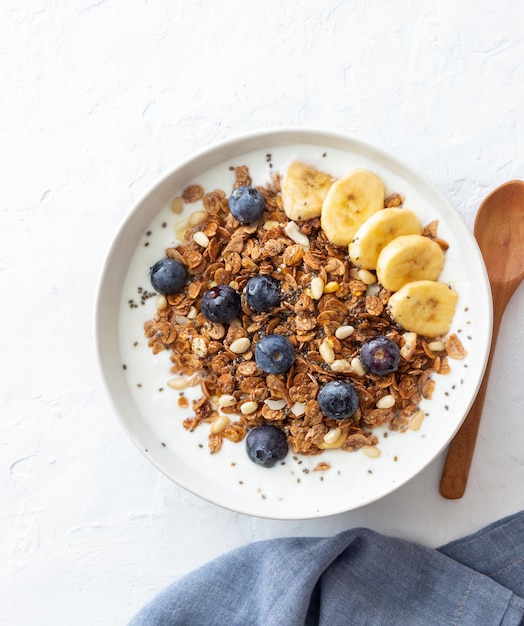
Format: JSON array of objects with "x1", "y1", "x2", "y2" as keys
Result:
[{"x1": 1, "y1": 1, "x2": 524, "y2": 624}]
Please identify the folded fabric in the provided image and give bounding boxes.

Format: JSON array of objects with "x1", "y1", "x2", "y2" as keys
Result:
[{"x1": 128, "y1": 511, "x2": 524, "y2": 626}]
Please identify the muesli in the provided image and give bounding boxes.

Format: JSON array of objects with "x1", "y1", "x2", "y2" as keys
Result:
[{"x1": 143, "y1": 162, "x2": 466, "y2": 466}]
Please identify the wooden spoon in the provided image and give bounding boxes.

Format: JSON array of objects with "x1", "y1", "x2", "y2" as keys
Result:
[{"x1": 440, "y1": 180, "x2": 524, "y2": 499}]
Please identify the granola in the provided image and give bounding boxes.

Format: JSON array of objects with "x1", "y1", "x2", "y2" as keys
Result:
[{"x1": 144, "y1": 167, "x2": 466, "y2": 458}]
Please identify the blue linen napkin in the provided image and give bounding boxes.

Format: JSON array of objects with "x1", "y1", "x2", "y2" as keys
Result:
[{"x1": 128, "y1": 511, "x2": 524, "y2": 625}]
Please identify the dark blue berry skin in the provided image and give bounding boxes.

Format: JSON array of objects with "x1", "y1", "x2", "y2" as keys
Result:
[
  {"x1": 201, "y1": 285, "x2": 241, "y2": 323},
  {"x1": 245, "y1": 275, "x2": 281, "y2": 312},
  {"x1": 255, "y1": 334, "x2": 295, "y2": 374},
  {"x1": 150, "y1": 258, "x2": 187, "y2": 295},
  {"x1": 318, "y1": 380, "x2": 359, "y2": 420},
  {"x1": 246, "y1": 425, "x2": 288, "y2": 468},
  {"x1": 360, "y1": 336, "x2": 400, "y2": 376},
  {"x1": 228, "y1": 186, "x2": 266, "y2": 223}
]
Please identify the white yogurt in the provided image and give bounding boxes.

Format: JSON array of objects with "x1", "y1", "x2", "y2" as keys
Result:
[{"x1": 116, "y1": 142, "x2": 479, "y2": 517}]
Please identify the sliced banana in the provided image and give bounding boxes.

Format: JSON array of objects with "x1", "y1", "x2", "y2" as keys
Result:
[
  {"x1": 349, "y1": 208, "x2": 422, "y2": 269},
  {"x1": 376, "y1": 234, "x2": 444, "y2": 292},
  {"x1": 388, "y1": 280, "x2": 458, "y2": 338},
  {"x1": 321, "y1": 169, "x2": 385, "y2": 247},
  {"x1": 281, "y1": 161, "x2": 334, "y2": 221}
]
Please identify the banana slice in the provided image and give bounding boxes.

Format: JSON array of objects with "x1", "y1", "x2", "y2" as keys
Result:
[
  {"x1": 321, "y1": 169, "x2": 385, "y2": 247},
  {"x1": 388, "y1": 280, "x2": 458, "y2": 338},
  {"x1": 376, "y1": 234, "x2": 444, "y2": 292},
  {"x1": 349, "y1": 208, "x2": 422, "y2": 269},
  {"x1": 281, "y1": 161, "x2": 334, "y2": 221}
]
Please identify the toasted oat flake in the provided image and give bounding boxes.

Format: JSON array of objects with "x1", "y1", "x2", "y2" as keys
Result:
[
  {"x1": 182, "y1": 184, "x2": 204, "y2": 203},
  {"x1": 445, "y1": 333, "x2": 468, "y2": 359}
]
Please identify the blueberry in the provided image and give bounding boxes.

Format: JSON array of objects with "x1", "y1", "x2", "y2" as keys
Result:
[
  {"x1": 246, "y1": 425, "x2": 288, "y2": 468},
  {"x1": 201, "y1": 285, "x2": 241, "y2": 323},
  {"x1": 318, "y1": 380, "x2": 359, "y2": 421},
  {"x1": 255, "y1": 334, "x2": 295, "y2": 374},
  {"x1": 360, "y1": 336, "x2": 400, "y2": 376},
  {"x1": 244, "y1": 275, "x2": 281, "y2": 312},
  {"x1": 228, "y1": 186, "x2": 266, "y2": 223},
  {"x1": 150, "y1": 258, "x2": 187, "y2": 295}
]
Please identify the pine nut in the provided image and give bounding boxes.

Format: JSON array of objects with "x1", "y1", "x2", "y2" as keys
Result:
[
  {"x1": 218, "y1": 394, "x2": 236, "y2": 408},
  {"x1": 377, "y1": 394, "x2": 396, "y2": 409},
  {"x1": 156, "y1": 294, "x2": 167, "y2": 310},
  {"x1": 167, "y1": 377, "x2": 188, "y2": 390},
  {"x1": 358, "y1": 268, "x2": 377, "y2": 285},
  {"x1": 318, "y1": 427, "x2": 349, "y2": 449},
  {"x1": 351, "y1": 357, "x2": 366, "y2": 376},
  {"x1": 310, "y1": 276, "x2": 325, "y2": 300},
  {"x1": 188, "y1": 210, "x2": 208, "y2": 227},
  {"x1": 428, "y1": 341, "x2": 445, "y2": 352},
  {"x1": 210, "y1": 415, "x2": 230, "y2": 434},
  {"x1": 284, "y1": 221, "x2": 310, "y2": 249},
  {"x1": 363, "y1": 446, "x2": 381, "y2": 458},
  {"x1": 263, "y1": 220, "x2": 279, "y2": 230},
  {"x1": 410, "y1": 410, "x2": 425, "y2": 431},
  {"x1": 170, "y1": 196, "x2": 184, "y2": 214},
  {"x1": 323, "y1": 427, "x2": 342, "y2": 445},
  {"x1": 240, "y1": 401, "x2": 258, "y2": 415},
  {"x1": 193, "y1": 231, "x2": 210, "y2": 248},
  {"x1": 229, "y1": 337, "x2": 251, "y2": 354},
  {"x1": 323, "y1": 281, "x2": 339, "y2": 293},
  {"x1": 335, "y1": 325, "x2": 355, "y2": 340},
  {"x1": 319, "y1": 338, "x2": 335, "y2": 364},
  {"x1": 330, "y1": 358, "x2": 351, "y2": 373}
]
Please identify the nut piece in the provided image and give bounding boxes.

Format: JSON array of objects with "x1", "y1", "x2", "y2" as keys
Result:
[
  {"x1": 400, "y1": 332, "x2": 418, "y2": 360},
  {"x1": 171, "y1": 196, "x2": 184, "y2": 214},
  {"x1": 350, "y1": 357, "x2": 366, "y2": 376},
  {"x1": 310, "y1": 276, "x2": 325, "y2": 300},
  {"x1": 284, "y1": 221, "x2": 310, "y2": 249},
  {"x1": 167, "y1": 377, "x2": 188, "y2": 390},
  {"x1": 156, "y1": 294, "x2": 167, "y2": 311},
  {"x1": 193, "y1": 231, "x2": 210, "y2": 248},
  {"x1": 323, "y1": 281, "x2": 339, "y2": 294},
  {"x1": 210, "y1": 415, "x2": 230, "y2": 434},
  {"x1": 363, "y1": 446, "x2": 381, "y2": 458},
  {"x1": 240, "y1": 401, "x2": 258, "y2": 415},
  {"x1": 330, "y1": 359, "x2": 351, "y2": 373},
  {"x1": 410, "y1": 409, "x2": 425, "y2": 431},
  {"x1": 319, "y1": 338, "x2": 335, "y2": 364},
  {"x1": 357, "y1": 268, "x2": 377, "y2": 285},
  {"x1": 188, "y1": 210, "x2": 208, "y2": 227},
  {"x1": 335, "y1": 325, "x2": 355, "y2": 340},
  {"x1": 229, "y1": 337, "x2": 251, "y2": 354},
  {"x1": 376, "y1": 394, "x2": 396, "y2": 409},
  {"x1": 218, "y1": 394, "x2": 236, "y2": 408},
  {"x1": 323, "y1": 427, "x2": 342, "y2": 445}
]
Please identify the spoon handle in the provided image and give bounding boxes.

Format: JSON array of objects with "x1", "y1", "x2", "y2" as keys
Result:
[{"x1": 439, "y1": 299, "x2": 505, "y2": 499}]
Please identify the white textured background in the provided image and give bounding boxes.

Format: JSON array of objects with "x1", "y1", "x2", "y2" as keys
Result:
[{"x1": 2, "y1": 1, "x2": 524, "y2": 624}]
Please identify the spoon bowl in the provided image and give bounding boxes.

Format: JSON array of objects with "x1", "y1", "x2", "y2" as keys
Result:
[{"x1": 440, "y1": 180, "x2": 524, "y2": 498}]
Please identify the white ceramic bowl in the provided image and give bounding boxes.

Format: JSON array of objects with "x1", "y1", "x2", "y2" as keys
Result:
[{"x1": 96, "y1": 128, "x2": 492, "y2": 519}]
